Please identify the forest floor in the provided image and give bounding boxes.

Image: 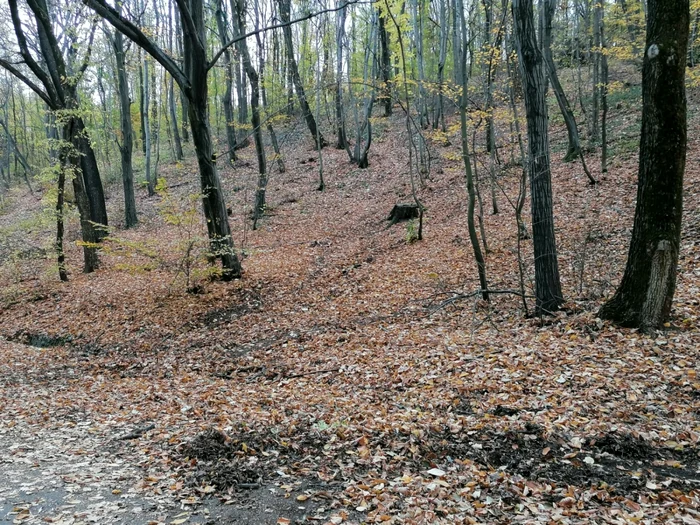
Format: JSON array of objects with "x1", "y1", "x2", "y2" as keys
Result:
[{"x1": 1, "y1": 69, "x2": 700, "y2": 524}]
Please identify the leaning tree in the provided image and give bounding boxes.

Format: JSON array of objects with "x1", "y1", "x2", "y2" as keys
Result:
[
  {"x1": 84, "y1": 0, "x2": 242, "y2": 278},
  {"x1": 599, "y1": 0, "x2": 689, "y2": 330},
  {"x1": 0, "y1": 0, "x2": 109, "y2": 276}
]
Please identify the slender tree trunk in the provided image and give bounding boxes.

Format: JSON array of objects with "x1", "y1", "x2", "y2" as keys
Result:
[
  {"x1": 543, "y1": 0, "x2": 582, "y2": 162},
  {"x1": 55, "y1": 150, "x2": 68, "y2": 281},
  {"x1": 599, "y1": 0, "x2": 688, "y2": 330},
  {"x1": 512, "y1": 0, "x2": 563, "y2": 314},
  {"x1": 167, "y1": 0, "x2": 183, "y2": 161},
  {"x1": 278, "y1": 0, "x2": 327, "y2": 147},
  {"x1": 591, "y1": 0, "x2": 601, "y2": 145},
  {"x1": 143, "y1": 57, "x2": 155, "y2": 196},
  {"x1": 600, "y1": 8, "x2": 609, "y2": 174},
  {"x1": 458, "y1": 1, "x2": 488, "y2": 300},
  {"x1": 435, "y1": 0, "x2": 447, "y2": 131},
  {"x1": 230, "y1": 0, "x2": 267, "y2": 228},
  {"x1": 112, "y1": 21, "x2": 138, "y2": 228},
  {"x1": 378, "y1": 10, "x2": 392, "y2": 117},
  {"x1": 214, "y1": 0, "x2": 239, "y2": 164},
  {"x1": 335, "y1": 2, "x2": 348, "y2": 149},
  {"x1": 139, "y1": 48, "x2": 147, "y2": 154},
  {"x1": 255, "y1": 0, "x2": 285, "y2": 173}
]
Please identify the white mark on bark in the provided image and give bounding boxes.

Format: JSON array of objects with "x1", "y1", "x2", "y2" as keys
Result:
[{"x1": 647, "y1": 44, "x2": 660, "y2": 59}]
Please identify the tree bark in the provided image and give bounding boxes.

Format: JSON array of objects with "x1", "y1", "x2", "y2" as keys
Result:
[
  {"x1": 599, "y1": 0, "x2": 688, "y2": 330},
  {"x1": 230, "y1": 0, "x2": 267, "y2": 227},
  {"x1": 214, "y1": 0, "x2": 239, "y2": 164},
  {"x1": 542, "y1": 0, "x2": 582, "y2": 163},
  {"x1": 512, "y1": 0, "x2": 563, "y2": 314},
  {"x1": 111, "y1": 20, "x2": 138, "y2": 228},
  {"x1": 378, "y1": 9, "x2": 392, "y2": 117},
  {"x1": 85, "y1": 0, "x2": 242, "y2": 278},
  {"x1": 278, "y1": 0, "x2": 327, "y2": 147}
]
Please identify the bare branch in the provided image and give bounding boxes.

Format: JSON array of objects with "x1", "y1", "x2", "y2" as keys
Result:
[
  {"x1": 82, "y1": 0, "x2": 189, "y2": 90},
  {"x1": 208, "y1": 0, "x2": 370, "y2": 71},
  {"x1": 0, "y1": 58, "x2": 54, "y2": 108}
]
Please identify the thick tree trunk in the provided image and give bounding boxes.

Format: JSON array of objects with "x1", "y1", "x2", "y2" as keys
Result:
[
  {"x1": 183, "y1": 0, "x2": 241, "y2": 279},
  {"x1": 188, "y1": 98, "x2": 241, "y2": 279},
  {"x1": 512, "y1": 0, "x2": 563, "y2": 314},
  {"x1": 64, "y1": 120, "x2": 99, "y2": 273},
  {"x1": 599, "y1": 0, "x2": 688, "y2": 330}
]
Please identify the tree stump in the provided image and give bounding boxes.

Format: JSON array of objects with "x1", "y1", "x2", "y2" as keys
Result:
[{"x1": 387, "y1": 204, "x2": 420, "y2": 225}]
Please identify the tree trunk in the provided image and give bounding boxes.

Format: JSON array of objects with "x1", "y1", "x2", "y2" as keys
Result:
[
  {"x1": 599, "y1": 0, "x2": 688, "y2": 330},
  {"x1": 458, "y1": 0, "x2": 488, "y2": 300},
  {"x1": 512, "y1": 0, "x2": 563, "y2": 314},
  {"x1": 591, "y1": 0, "x2": 601, "y2": 144},
  {"x1": 230, "y1": 0, "x2": 267, "y2": 227},
  {"x1": 214, "y1": 0, "x2": 239, "y2": 164},
  {"x1": 55, "y1": 152, "x2": 68, "y2": 281},
  {"x1": 188, "y1": 86, "x2": 241, "y2": 279},
  {"x1": 278, "y1": 0, "x2": 327, "y2": 147},
  {"x1": 183, "y1": 0, "x2": 241, "y2": 279},
  {"x1": 64, "y1": 119, "x2": 99, "y2": 273},
  {"x1": 143, "y1": 57, "x2": 155, "y2": 196},
  {"x1": 255, "y1": 2, "x2": 285, "y2": 173},
  {"x1": 112, "y1": 21, "x2": 138, "y2": 228},
  {"x1": 543, "y1": 0, "x2": 582, "y2": 162},
  {"x1": 335, "y1": 2, "x2": 349, "y2": 149},
  {"x1": 167, "y1": 0, "x2": 183, "y2": 161},
  {"x1": 378, "y1": 10, "x2": 392, "y2": 117}
]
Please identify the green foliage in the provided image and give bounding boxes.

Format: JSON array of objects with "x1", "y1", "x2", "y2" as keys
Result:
[{"x1": 102, "y1": 178, "x2": 221, "y2": 292}]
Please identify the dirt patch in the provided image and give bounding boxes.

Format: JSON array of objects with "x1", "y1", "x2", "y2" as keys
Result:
[
  {"x1": 5, "y1": 330, "x2": 73, "y2": 348},
  {"x1": 179, "y1": 425, "x2": 334, "y2": 492}
]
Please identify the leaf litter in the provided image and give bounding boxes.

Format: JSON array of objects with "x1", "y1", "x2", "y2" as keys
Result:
[{"x1": 0, "y1": 87, "x2": 700, "y2": 524}]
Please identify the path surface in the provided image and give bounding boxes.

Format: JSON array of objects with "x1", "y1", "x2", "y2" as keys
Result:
[{"x1": 0, "y1": 423, "x2": 321, "y2": 525}]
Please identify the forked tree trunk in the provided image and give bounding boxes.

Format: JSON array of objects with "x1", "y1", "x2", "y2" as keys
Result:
[
  {"x1": 458, "y1": 2, "x2": 488, "y2": 301},
  {"x1": 512, "y1": 0, "x2": 563, "y2": 314},
  {"x1": 599, "y1": 0, "x2": 688, "y2": 330},
  {"x1": 85, "y1": 0, "x2": 242, "y2": 279}
]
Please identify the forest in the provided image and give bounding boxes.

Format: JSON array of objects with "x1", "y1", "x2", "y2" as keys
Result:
[{"x1": 0, "y1": 0, "x2": 699, "y2": 522}]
